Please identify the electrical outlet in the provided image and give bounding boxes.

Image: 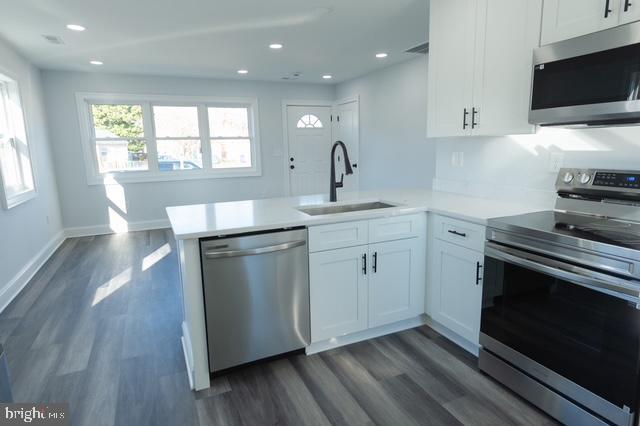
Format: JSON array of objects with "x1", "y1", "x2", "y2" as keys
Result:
[
  {"x1": 549, "y1": 152, "x2": 564, "y2": 173},
  {"x1": 451, "y1": 152, "x2": 464, "y2": 167}
]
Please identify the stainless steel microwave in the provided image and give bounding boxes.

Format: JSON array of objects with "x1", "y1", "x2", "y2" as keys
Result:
[{"x1": 530, "y1": 21, "x2": 640, "y2": 127}]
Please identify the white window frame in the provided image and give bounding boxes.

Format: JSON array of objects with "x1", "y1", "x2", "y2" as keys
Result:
[
  {"x1": 76, "y1": 93, "x2": 261, "y2": 185},
  {"x1": 0, "y1": 71, "x2": 36, "y2": 209}
]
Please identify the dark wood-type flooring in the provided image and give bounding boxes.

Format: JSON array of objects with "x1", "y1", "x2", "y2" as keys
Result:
[{"x1": 0, "y1": 230, "x2": 556, "y2": 425}]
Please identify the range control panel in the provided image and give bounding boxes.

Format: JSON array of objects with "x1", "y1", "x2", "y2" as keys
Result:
[
  {"x1": 593, "y1": 172, "x2": 640, "y2": 189},
  {"x1": 556, "y1": 168, "x2": 640, "y2": 195}
]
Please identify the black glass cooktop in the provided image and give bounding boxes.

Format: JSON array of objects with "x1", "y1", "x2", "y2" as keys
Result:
[{"x1": 489, "y1": 211, "x2": 640, "y2": 251}]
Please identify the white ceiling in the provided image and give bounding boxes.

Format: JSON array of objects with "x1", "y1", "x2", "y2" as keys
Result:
[{"x1": 0, "y1": 0, "x2": 428, "y2": 83}]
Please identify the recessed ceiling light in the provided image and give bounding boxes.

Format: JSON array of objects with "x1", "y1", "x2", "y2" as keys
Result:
[
  {"x1": 66, "y1": 24, "x2": 86, "y2": 31},
  {"x1": 269, "y1": 43, "x2": 283, "y2": 49},
  {"x1": 375, "y1": 52, "x2": 388, "y2": 58},
  {"x1": 89, "y1": 60, "x2": 103, "y2": 65},
  {"x1": 322, "y1": 75, "x2": 333, "y2": 80},
  {"x1": 237, "y1": 69, "x2": 248, "y2": 74}
]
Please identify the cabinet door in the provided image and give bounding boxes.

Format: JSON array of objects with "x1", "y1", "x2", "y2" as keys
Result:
[
  {"x1": 541, "y1": 0, "x2": 619, "y2": 45},
  {"x1": 309, "y1": 245, "x2": 368, "y2": 342},
  {"x1": 619, "y1": 0, "x2": 640, "y2": 24},
  {"x1": 471, "y1": 0, "x2": 541, "y2": 136},
  {"x1": 427, "y1": 0, "x2": 477, "y2": 138},
  {"x1": 369, "y1": 239, "x2": 425, "y2": 327},
  {"x1": 430, "y1": 239, "x2": 483, "y2": 344}
]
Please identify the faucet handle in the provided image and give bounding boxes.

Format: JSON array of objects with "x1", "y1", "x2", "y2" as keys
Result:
[{"x1": 336, "y1": 173, "x2": 344, "y2": 188}]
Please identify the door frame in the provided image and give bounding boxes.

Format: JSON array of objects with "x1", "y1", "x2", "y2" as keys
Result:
[
  {"x1": 282, "y1": 100, "x2": 334, "y2": 196},
  {"x1": 333, "y1": 95, "x2": 360, "y2": 192}
]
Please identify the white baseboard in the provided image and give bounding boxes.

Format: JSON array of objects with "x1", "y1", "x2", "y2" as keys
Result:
[
  {"x1": 424, "y1": 316, "x2": 480, "y2": 356},
  {"x1": 0, "y1": 230, "x2": 66, "y2": 313},
  {"x1": 65, "y1": 218, "x2": 170, "y2": 238},
  {"x1": 305, "y1": 315, "x2": 427, "y2": 355}
]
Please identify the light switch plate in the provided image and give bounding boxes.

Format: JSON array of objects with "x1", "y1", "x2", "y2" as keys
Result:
[{"x1": 451, "y1": 152, "x2": 464, "y2": 167}]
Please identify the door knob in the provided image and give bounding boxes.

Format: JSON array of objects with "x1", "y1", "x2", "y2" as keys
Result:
[
  {"x1": 352, "y1": 163, "x2": 358, "y2": 168},
  {"x1": 290, "y1": 165, "x2": 295, "y2": 170},
  {"x1": 290, "y1": 157, "x2": 294, "y2": 162}
]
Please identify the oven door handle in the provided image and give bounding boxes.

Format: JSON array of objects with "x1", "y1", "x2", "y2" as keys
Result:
[{"x1": 485, "y1": 242, "x2": 640, "y2": 303}]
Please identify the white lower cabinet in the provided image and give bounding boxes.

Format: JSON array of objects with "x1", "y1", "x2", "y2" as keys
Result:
[
  {"x1": 369, "y1": 238, "x2": 424, "y2": 328},
  {"x1": 308, "y1": 214, "x2": 426, "y2": 344},
  {"x1": 429, "y1": 238, "x2": 484, "y2": 345},
  {"x1": 309, "y1": 245, "x2": 368, "y2": 342}
]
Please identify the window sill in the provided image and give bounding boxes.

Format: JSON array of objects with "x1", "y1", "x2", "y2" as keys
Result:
[
  {"x1": 87, "y1": 168, "x2": 262, "y2": 185},
  {"x1": 3, "y1": 188, "x2": 36, "y2": 210}
]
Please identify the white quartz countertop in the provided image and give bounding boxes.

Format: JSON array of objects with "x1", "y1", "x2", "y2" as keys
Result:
[{"x1": 166, "y1": 189, "x2": 549, "y2": 240}]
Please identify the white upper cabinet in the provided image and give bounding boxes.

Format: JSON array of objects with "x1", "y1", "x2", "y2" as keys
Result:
[
  {"x1": 472, "y1": 0, "x2": 543, "y2": 136},
  {"x1": 541, "y1": 0, "x2": 619, "y2": 44},
  {"x1": 541, "y1": 0, "x2": 640, "y2": 44},
  {"x1": 427, "y1": 0, "x2": 542, "y2": 138},
  {"x1": 620, "y1": 0, "x2": 640, "y2": 24},
  {"x1": 427, "y1": 0, "x2": 477, "y2": 138}
]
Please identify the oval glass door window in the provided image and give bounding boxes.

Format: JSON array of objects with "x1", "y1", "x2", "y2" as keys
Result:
[{"x1": 296, "y1": 114, "x2": 324, "y2": 128}]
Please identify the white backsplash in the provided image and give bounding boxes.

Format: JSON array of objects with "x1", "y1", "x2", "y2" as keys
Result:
[{"x1": 432, "y1": 125, "x2": 640, "y2": 208}]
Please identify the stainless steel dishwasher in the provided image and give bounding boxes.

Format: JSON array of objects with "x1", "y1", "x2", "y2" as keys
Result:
[{"x1": 200, "y1": 227, "x2": 310, "y2": 372}]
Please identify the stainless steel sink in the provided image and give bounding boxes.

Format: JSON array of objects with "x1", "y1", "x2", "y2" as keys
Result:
[{"x1": 297, "y1": 201, "x2": 398, "y2": 216}]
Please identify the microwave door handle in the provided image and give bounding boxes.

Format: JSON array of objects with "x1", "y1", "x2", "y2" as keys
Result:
[{"x1": 485, "y1": 242, "x2": 640, "y2": 303}]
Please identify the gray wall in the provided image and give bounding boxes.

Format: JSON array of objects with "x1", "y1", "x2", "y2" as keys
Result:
[
  {"x1": 0, "y1": 38, "x2": 63, "y2": 302},
  {"x1": 336, "y1": 55, "x2": 435, "y2": 190},
  {"x1": 41, "y1": 71, "x2": 335, "y2": 231}
]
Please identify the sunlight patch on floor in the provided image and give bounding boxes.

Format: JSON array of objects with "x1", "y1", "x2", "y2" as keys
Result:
[
  {"x1": 142, "y1": 243, "x2": 172, "y2": 271},
  {"x1": 92, "y1": 267, "x2": 132, "y2": 306}
]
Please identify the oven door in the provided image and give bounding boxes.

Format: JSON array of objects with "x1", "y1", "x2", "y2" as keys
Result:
[{"x1": 481, "y1": 241, "x2": 640, "y2": 424}]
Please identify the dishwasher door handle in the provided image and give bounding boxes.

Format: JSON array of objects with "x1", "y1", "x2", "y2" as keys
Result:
[{"x1": 204, "y1": 240, "x2": 306, "y2": 259}]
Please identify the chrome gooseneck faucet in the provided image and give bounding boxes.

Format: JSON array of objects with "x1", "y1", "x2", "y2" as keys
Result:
[{"x1": 329, "y1": 141, "x2": 353, "y2": 202}]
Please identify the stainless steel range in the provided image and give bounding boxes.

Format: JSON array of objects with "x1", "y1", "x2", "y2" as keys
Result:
[{"x1": 479, "y1": 168, "x2": 640, "y2": 426}]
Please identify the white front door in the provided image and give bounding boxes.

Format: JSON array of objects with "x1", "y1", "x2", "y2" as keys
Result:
[
  {"x1": 334, "y1": 100, "x2": 359, "y2": 192},
  {"x1": 287, "y1": 105, "x2": 332, "y2": 196}
]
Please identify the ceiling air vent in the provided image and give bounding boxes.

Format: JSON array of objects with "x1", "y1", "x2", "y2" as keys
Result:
[
  {"x1": 42, "y1": 35, "x2": 65, "y2": 45},
  {"x1": 406, "y1": 42, "x2": 429, "y2": 54},
  {"x1": 282, "y1": 72, "x2": 302, "y2": 81}
]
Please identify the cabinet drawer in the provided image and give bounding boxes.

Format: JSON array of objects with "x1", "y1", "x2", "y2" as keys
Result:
[
  {"x1": 432, "y1": 214, "x2": 485, "y2": 252},
  {"x1": 309, "y1": 220, "x2": 369, "y2": 253},
  {"x1": 368, "y1": 213, "x2": 425, "y2": 243}
]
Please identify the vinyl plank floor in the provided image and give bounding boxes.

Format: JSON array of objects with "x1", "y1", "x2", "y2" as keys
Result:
[{"x1": 0, "y1": 230, "x2": 556, "y2": 426}]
